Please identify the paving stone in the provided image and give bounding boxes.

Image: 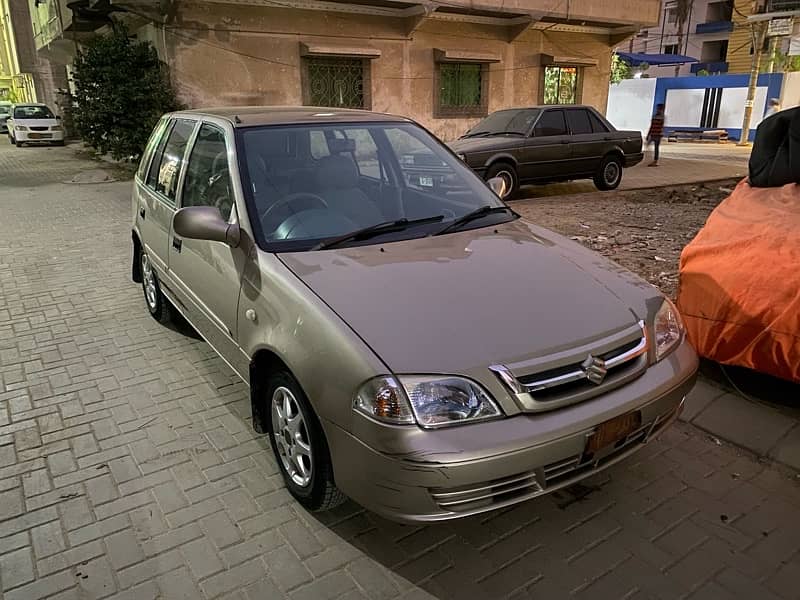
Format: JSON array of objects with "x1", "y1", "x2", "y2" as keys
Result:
[
  {"x1": 680, "y1": 379, "x2": 726, "y2": 422},
  {"x1": 768, "y1": 425, "x2": 800, "y2": 471},
  {"x1": 152, "y1": 480, "x2": 189, "y2": 514},
  {"x1": 693, "y1": 393, "x2": 797, "y2": 456},
  {"x1": 200, "y1": 557, "x2": 267, "y2": 599},
  {"x1": 181, "y1": 536, "x2": 225, "y2": 579},
  {"x1": 200, "y1": 511, "x2": 243, "y2": 549},
  {"x1": 0, "y1": 546, "x2": 35, "y2": 590},
  {"x1": 86, "y1": 474, "x2": 120, "y2": 506},
  {"x1": 105, "y1": 529, "x2": 145, "y2": 570},
  {"x1": 74, "y1": 556, "x2": 117, "y2": 599},
  {"x1": 31, "y1": 520, "x2": 67, "y2": 558}
]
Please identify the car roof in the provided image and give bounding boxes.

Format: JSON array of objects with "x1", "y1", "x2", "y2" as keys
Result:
[
  {"x1": 172, "y1": 106, "x2": 413, "y2": 127},
  {"x1": 495, "y1": 105, "x2": 597, "y2": 111}
]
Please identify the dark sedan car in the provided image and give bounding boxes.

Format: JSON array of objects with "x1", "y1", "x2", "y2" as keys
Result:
[{"x1": 449, "y1": 106, "x2": 643, "y2": 198}]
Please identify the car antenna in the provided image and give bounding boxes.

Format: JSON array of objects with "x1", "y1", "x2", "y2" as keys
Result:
[{"x1": 234, "y1": 115, "x2": 242, "y2": 124}]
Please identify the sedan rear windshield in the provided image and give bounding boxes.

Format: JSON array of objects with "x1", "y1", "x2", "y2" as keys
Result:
[
  {"x1": 237, "y1": 122, "x2": 513, "y2": 252},
  {"x1": 14, "y1": 106, "x2": 55, "y2": 119},
  {"x1": 464, "y1": 109, "x2": 541, "y2": 137}
]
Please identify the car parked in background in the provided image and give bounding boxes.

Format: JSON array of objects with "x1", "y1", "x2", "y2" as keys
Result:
[
  {"x1": 7, "y1": 103, "x2": 65, "y2": 147},
  {"x1": 449, "y1": 105, "x2": 643, "y2": 198},
  {"x1": 132, "y1": 107, "x2": 696, "y2": 523},
  {"x1": 0, "y1": 102, "x2": 11, "y2": 134}
]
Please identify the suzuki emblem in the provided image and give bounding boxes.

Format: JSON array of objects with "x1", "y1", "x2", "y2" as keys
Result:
[{"x1": 582, "y1": 354, "x2": 608, "y2": 385}]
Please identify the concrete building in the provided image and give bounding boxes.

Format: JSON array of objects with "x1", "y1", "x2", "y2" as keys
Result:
[{"x1": 27, "y1": 0, "x2": 660, "y2": 141}]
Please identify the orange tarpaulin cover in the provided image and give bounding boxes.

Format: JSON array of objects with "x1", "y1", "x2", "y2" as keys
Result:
[{"x1": 677, "y1": 180, "x2": 800, "y2": 383}]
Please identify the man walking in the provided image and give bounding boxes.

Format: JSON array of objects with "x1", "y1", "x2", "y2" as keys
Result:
[{"x1": 647, "y1": 103, "x2": 666, "y2": 167}]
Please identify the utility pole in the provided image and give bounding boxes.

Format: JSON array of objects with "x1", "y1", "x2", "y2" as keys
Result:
[{"x1": 737, "y1": 19, "x2": 767, "y2": 146}]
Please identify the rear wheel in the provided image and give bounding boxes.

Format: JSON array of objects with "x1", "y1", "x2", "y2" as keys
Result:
[
  {"x1": 486, "y1": 162, "x2": 519, "y2": 199},
  {"x1": 140, "y1": 251, "x2": 171, "y2": 324},
  {"x1": 594, "y1": 155, "x2": 623, "y2": 191},
  {"x1": 266, "y1": 371, "x2": 346, "y2": 512}
]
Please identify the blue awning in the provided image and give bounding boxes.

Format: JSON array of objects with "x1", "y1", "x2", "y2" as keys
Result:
[{"x1": 616, "y1": 52, "x2": 699, "y2": 66}]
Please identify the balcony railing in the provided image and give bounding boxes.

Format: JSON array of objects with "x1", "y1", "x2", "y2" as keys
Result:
[
  {"x1": 768, "y1": 0, "x2": 800, "y2": 11},
  {"x1": 695, "y1": 21, "x2": 734, "y2": 34},
  {"x1": 691, "y1": 61, "x2": 729, "y2": 73}
]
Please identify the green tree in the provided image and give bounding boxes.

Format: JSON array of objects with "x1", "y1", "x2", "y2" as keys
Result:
[
  {"x1": 610, "y1": 54, "x2": 631, "y2": 84},
  {"x1": 71, "y1": 25, "x2": 180, "y2": 160}
]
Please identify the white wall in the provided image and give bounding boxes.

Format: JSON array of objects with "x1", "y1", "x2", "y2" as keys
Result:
[
  {"x1": 781, "y1": 72, "x2": 800, "y2": 109},
  {"x1": 665, "y1": 88, "x2": 706, "y2": 127},
  {"x1": 606, "y1": 78, "x2": 658, "y2": 135},
  {"x1": 718, "y1": 87, "x2": 768, "y2": 129}
]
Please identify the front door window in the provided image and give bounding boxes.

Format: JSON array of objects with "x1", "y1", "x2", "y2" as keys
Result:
[{"x1": 544, "y1": 66, "x2": 579, "y2": 105}]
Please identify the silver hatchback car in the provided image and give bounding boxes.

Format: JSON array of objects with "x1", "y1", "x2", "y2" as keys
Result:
[{"x1": 131, "y1": 107, "x2": 698, "y2": 523}]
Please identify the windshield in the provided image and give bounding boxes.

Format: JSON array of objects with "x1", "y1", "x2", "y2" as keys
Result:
[
  {"x1": 0, "y1": 106, "x2": 10, "y2": 117},
  {"x1": 465, "y1": 109, "x2": 540, "y2": 137},
  {"x1": 238, "y1": 122, "x2": 513, "y2": 252},
  {"x1": 14, "y1": 105, "x2": 55, "y2": 119}
]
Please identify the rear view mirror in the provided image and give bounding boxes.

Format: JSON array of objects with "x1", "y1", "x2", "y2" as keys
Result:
[
  {"x1": 488, "y1": 176, "x2": 508, "y2": 199},
  {"x1": 173, "y1": 206, "x2": 240, "y2": 247}
]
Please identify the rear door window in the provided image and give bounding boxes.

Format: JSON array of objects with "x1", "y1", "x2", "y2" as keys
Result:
[
  {"x1": 151, "y1": 119, "x2": 196, "y2": 203},
  {"x1": 566, "y1": 109, "x2": 593, "y2": 135},
  {"x1": 589, "y1": 112, "x2": 609, "y2": 133},
  {"x1": 534, "y1": 110, "x2": 567, "y2": 137},
  {"x1": 137, "y1": 118, "x2": 169, "y2": 181}
]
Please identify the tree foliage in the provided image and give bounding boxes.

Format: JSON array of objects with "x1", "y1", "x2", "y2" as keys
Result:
[
  {"x1": 71, "y1": 25, "x2": 180, "y2": 160},
  {"x1": 610, "y1": 55, "x2": 631, "y2": 84}
]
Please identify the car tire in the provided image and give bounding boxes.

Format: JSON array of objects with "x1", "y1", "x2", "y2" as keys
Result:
[
  {"x1": 266, "y1": 370, "x2": 347, "y2": 512},
  {"x1": 15, "y1": 140, "x2": 22, "y2": 148},
  {"x1": 486, "y1": 162, "x2": 519, "y2": 199},
  {"x1": 594, "y1": 154, "x2": 624, "y2": 191},
  {"x1": 140, "y1": 250, "x2": 171, "y2": 324}
]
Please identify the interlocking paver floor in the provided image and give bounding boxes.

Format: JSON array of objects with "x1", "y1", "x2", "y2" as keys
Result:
[{"x1": 1, "y1": 143, "x2": 800, "y2": 600}]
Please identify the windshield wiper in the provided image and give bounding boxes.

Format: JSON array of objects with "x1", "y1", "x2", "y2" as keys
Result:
[
  {"x1": 434, "y1": 205, "x2": 515, "y2": 236},
  {"x1": 462, "y1": 131, "x2": 525, "y2": 139},
  {"x1": 313, "y1": 215, "x2": 445, "y2": 250},
  {"x1": 461, "y1": 131, "x2": 493, "y2": 138}
]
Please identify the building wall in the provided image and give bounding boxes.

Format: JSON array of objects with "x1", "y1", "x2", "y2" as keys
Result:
[
  {"x1": 727, "y1": 0, "x2": 754, "y2": 73},
  {"x1": 160, "y1": 3, "x2": 615, "y2": 141}
]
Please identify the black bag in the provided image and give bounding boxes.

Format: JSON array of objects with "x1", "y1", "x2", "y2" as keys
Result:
[{"x1": 748, "y1": 106, "x2": 800, "y2": 188}]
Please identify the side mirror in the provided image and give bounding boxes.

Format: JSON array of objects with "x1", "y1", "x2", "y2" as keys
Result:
[
  {"x1": 487, "y1": 176, "x2": 508, "y2": 199},
  {"x1": 173, "y1": 206, "x2": 241, "y2": 247}
]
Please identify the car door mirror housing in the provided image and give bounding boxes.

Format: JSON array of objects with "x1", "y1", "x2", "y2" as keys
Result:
[
  {"x1": 487, "y1": 176, "x2": 508, "y2": 199},
  {"x1": 173, "y1": 206, "x2": 241, "y2": 248}
]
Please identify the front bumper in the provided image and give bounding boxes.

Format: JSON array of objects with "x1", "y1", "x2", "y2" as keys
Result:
[
  {"x1": 327, "y1": 337, "x2": 697, "y2": 523},
  {"x1": 13, "y1": 130, "x2": 65, "y2": 143},
  {"x1": 625, "y1": 152, "x2": 645, "y2": 167}
]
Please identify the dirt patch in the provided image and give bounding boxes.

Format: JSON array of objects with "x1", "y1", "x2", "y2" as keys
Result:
[{"x1": 512, "y1": 178, "x2": 742, "y2": 298}]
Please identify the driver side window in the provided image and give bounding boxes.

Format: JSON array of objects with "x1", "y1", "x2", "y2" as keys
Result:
[{"x1": 182, "y1": 124, "x2": 233, "y2": 221}]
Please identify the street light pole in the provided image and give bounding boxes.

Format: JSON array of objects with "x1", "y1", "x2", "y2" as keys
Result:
[{"x1": 737, "y1": 20, "x2": 767, "y2": 147}]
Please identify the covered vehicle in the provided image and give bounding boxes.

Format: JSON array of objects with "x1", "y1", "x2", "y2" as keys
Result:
[
  {"x1": 677, "y1": 108, "x2": 800, "y2": 383},
  {"x1": 449, "y1": 105, "x2": 643, "y2": 198}
]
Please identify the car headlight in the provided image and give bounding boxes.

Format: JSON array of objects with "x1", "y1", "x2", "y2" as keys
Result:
[
  {"x1": 653, "y1": 298, "x2": 684, "y2": 361},
  {"x1": 354, "y1": 375, "x2": 502, "y2": 428},
  {"x1": 51, "y1": 125, "x2": 63, "y2": 131},
  {"x1": 15, "y1": 125, "x2": 27, "y2": 131}
]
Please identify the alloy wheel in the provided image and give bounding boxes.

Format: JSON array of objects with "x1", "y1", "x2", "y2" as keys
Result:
[
  {"x1": 271, "y1": 386, "x2": 313, "y2": 487},
  {"x1": 604, "y1": 162, "x2": 620, "y2": 186},
  {"x1": 140, "y1": 253, "x2": 158, "y2": 311}
]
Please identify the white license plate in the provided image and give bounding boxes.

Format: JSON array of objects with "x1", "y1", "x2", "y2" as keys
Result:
[{"x1": 419, "y1": 176, "x2": 434, "y2": 187}]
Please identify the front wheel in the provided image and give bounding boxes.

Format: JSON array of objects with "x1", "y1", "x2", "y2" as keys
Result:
[
  {"x1": 266, "y1": 371, "x2": 346, "y2": 512},
  {"x1": 486, "y1": 162, "x2": 519, "y2": 199},
  {"x1": 594, "y1": 155, "x2": 624, "y2": 191}
]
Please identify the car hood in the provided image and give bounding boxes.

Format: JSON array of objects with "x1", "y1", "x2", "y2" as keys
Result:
[
  {"x1": 448, "y1": 136, "x2": 521, "y2": 154},
  {"x1": 279, "y1": 220, "x2": 662, "y2": 375},
  {"x1": 13, "y1": 118, "x2": 58, "y2": 127}
]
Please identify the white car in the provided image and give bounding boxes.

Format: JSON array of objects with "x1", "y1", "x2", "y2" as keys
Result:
[{"x1": 7, "y1": 103, "x2": 65, "y2": 147}]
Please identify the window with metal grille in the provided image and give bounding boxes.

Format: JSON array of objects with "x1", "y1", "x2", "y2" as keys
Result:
[
  {"x1": 542, "y1": 66, "x2": 580, "y2": 105},
  {"x1": 304, "y1": 57, "x2": 367, "y2": 109},
  {"x1": 436, "y1": 62, "x2": 487, "y2": 118}
]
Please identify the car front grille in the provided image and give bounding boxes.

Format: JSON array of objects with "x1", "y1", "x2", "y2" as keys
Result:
[
  {"x1": 29, "y1": 126, "x2": 49, "y2": 131},
  {"x1": 428, "y1": 400, "x2": 681, "y2": 516},
  {"x1": 492, "y1": 321, "x2": 650, "y2": 413}
]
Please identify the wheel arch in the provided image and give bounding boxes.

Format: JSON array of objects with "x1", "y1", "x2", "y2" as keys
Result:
[
  {"x1": 249, "y1": 348, "x2": 296, "y2": 434},
  {"x1": 485, "y1": 153, "x2": 518, "y2": 170}
]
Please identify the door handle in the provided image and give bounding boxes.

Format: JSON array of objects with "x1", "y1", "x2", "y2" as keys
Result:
[
  {"x1": 172, "y1": 237, "x2": 182, "y2": 252},
  {"x1": 139, "y1": 206, "x2": 146, "y2": 219}
]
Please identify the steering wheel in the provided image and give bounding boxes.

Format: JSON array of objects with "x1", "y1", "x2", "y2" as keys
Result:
[{"x1": 260, "y1": 192, "x2": 329, "y2": 229}]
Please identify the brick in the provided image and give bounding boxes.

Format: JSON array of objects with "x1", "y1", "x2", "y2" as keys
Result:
[
  {"x1": 346, "y1": 558, "x2": 400, "y2": 600},
  {"x1": 200, "y1": 510, "x2": 243, "y2": 549},
  {"x1": 244, "y1": 577, "x2": 284, "y2": 600},
  {"x1": 118, "y1": 468, "x2": 172, "y2": 496},
  {"x1": 21, "y1": 468, "x2": 51, "y2": 498},
  {"x1": 221, "y1": 488, "x2": 260, "y2": 522},
  {"x1": 74, "y1": 557, "x2": 117, "y2": 599},
  {"x1": 181, "y1": 537, "x2": 225, "y2": 579},
  {"x1": 166, "y1": 497, "x2": 224, "y2": 529},
  {"x1": 0, "y1": 443, "x2": 16, "y2": 467},
  {"x1": 267, "y1": 547, "x2": 314, "y2": 592},
  {"x1": 280, "y1": 520, "x2": 323, "y2": 559},
  {"x1": 289, "y1": 571, "x2": 357, "y2": 600},
  {"x1": 152, "y1": 480, "x2": 189, "y2": 514},
  {"x1": 201, "y1": 556, "x2": 267, "y2": 598},
  {"x1": 71, "y1": 433, "x2": 99, "y2": 458},
  {"x1": 715, "y1": 567, "x2": 782, "y2": 600},
  {"x1": 86, "y1": 474, "x2": 120, "y2": 506},
  {"x1": 171, "y1": 461, "x2": 206, "y2": 491},
  {"x1": 68, "y1": 513, "x2": 130, "y2": 547},
  {"x1": 58, "y1": 495, "x2": 94, "y2": 531},
  {"x1": 117, "y1": 549, "x2": 184, "y2": 589},
  {"x1": 4, "y1": 569, "x2": 74, "y2": 600},
  {"x1": 0, "y1": 547, "x2": 35, "y2": 590},
  {"x1": 141, "y1": 523, "x2": 203, "y2": 557},
  {"x1": 108, "y1": 455, "x2": 140, "y2": 484},
  {"x1": 155, "y1": 567, "x2": 202, "y2": 599},
  {"x1": 37, "y1": 540, "x2": 105, "y2": 577},
  {"x1": 221, "y1": 529, "x2": 282, "y2": 568},
  {"x1": 94, "y1": 489, "x2": 152, "y2": 520},
  {"x1": 14, "y1": 427, "x2": 42, "y2": 451},
  {"x1": 106, "y1": 529, "x2": 145, "y2": 570},
  {"x1": 129, "y1": 504, "x2": 168, "y2": 541},
  {"x1": 31, "y1": 520, "x2": 66, "y2": 559}
]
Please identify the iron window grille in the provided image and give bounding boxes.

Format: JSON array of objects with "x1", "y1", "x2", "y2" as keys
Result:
[
  {"x1": 542, "y1": 66, "x2": 582, "y2": 105},
  {"x1": 303, "y1": 57, "x2": 369, "y2": 110},
  {"x1": 435, "y1": 62, "x2": 488, "y2": 118}
]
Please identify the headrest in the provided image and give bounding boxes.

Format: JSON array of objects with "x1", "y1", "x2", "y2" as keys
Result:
[{"x1": 317, "y1": 154, "x2": 359, "y2": 189}]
